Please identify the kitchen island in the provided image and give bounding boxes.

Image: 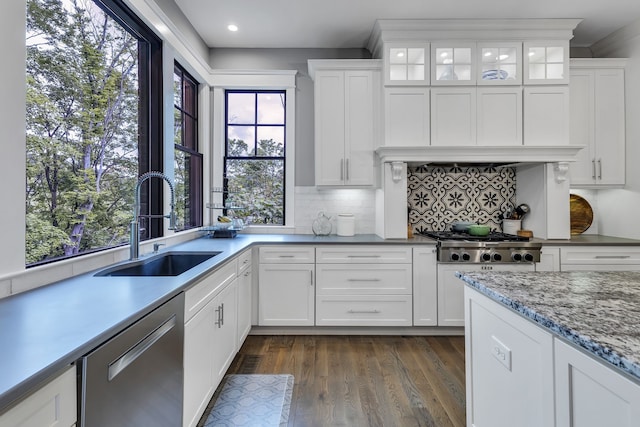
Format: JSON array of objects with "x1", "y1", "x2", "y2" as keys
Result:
[{"x1": 456, "y1": 270, "x2": 640, "y2": 427}]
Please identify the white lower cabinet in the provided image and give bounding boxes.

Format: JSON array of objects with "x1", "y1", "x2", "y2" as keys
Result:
[
  {"x1": 258, "y1": 263, "x2": 315, "y2": 326},
  {"x1": 560, "y1": 246, "x2": 640, "y2": 271},
  {"x1": 465, "y1": 287, "x2": 555, "y2": 427},
  {"x1": 438, "y1": 263, "x2": 534, "y2": 326},
  {"x1": 236, "y1": 249, "x2": 252, "y2": 345},
  {"x1": 183, "y1": 260, "x2": 238, "y2": 427},
  {"x1": 466, "y1": 283, "x2": 640, "y2": 427},
  {"x1": 315, "y1": 246, "x2": 413, "y2": 326},
  {"x1": 0, "y1": 366, "x2": 76, "y2": 427},
  {"x1": 412, "y1": 247, "x2": 438, "y2": 326},
  {"x1": 555, "y1": 339, "x2": 640, "y2": 427}
]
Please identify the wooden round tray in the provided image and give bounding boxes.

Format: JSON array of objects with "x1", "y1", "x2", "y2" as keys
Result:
[{"x1": 570, "y1": 194, "x2": 593, "y2": 235}]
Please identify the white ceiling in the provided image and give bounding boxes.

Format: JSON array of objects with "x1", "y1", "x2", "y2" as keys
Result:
[{"x1": 174, "y1": 0, "x2": 640, "y2": 50}]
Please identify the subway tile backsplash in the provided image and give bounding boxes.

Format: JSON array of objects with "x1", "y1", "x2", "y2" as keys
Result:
[
  {"x1": 295, "y1": 186, "x2": 376, "y2": 235},
  {"x1": 408, "y1": 165, "x2": 516, "y2": 233}
]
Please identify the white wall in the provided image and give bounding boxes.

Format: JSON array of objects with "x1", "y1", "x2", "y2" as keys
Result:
[{"x1": 591, "y1": 20, "x2": 640, "y2": 239}]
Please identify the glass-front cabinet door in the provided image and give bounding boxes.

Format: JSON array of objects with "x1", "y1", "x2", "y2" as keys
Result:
[
  {"x1": 523, "y1": 41, "x2": 569, "y2": 84},
  {"x1": 477, "y1": 42, "x2": 522, "y2": 85},
  {"x1": 431, "y1": 43, "x2": 475, "y2": 85},
  {"x1": 384, "y1": 43, "x2": 429, "y2": 85}
]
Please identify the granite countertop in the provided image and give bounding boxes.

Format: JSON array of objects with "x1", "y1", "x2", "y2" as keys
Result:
[
  {"x1": 456, "y1": 270, "x2": 640, "y2": 382},
  {"x1": 0, "y1": 233, "x2": 434, "y2": 413}
]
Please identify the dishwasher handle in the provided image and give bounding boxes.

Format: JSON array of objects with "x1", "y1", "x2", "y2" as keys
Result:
[{"x1": 108, "y1": 315, "x2": 177, "y2": 381}]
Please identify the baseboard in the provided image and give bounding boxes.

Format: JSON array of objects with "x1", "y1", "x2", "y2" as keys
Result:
[{"x1": 248, "y1": 325, "x2": 464, "y2": 336}]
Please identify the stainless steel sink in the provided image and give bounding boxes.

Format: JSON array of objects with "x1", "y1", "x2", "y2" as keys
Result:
[{"x1": 95, "y1": 251, "x2": 221, "y2": 277}]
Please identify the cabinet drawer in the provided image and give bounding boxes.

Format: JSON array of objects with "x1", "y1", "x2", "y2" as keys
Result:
[
  {"x1": 316, "y1": 246, "x2": 412, "y2": 263},
  {"x1": 237, "y1": 248, "x2": 252, "y2": 274},
  {"x1": 316, "y1": 264, "x2": 412, "y2": 295},
  {"x1": 560, "y1": 247, "x2": 640, "y2": 265},
  {"x1": 185, "y1": 260, "x2": 237, "y2": 322},
  {"x1": 316, "y1": 295, "x2": 412, "y2": 326},
  {"x1": 259, "y1": 246, "x2": 315, "y2": 263}
]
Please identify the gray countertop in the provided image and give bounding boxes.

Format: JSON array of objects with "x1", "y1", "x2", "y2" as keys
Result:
[
  {"x1": 536, "y1": 234, "x2": 640, "y2": 246},
  {"x1": 456, "y1": 270, "x2": 640, "y2": 382},
  {"x1": 3, "y1": 231, "x2": 640, "y2": 413},
  {"x1": 0, "y1": 233, "x2": 432, "y2": 413}
]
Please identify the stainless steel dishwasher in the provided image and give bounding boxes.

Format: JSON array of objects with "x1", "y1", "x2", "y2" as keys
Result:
[{"x1": 79, "y1": 293, "x2": 184, "y2": 427}]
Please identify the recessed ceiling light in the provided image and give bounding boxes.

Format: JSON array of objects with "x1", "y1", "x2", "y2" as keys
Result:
[{"x1": 227, "y1": 24, "x2": 238, "y2": 32}]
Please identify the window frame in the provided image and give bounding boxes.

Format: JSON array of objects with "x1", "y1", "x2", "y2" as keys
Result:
[
  {"x1": 25, "y1": 0, "x2": 163, "y2": 267},
  {"x1": 224, "y1": 89, "x2": 287, "y2": 225},
  {"x1": 210, "y1": 71, "x2": 297, "y2": 232},
  {"x1": 173, "y1": 62, "x2": 203, "y2": 231}
]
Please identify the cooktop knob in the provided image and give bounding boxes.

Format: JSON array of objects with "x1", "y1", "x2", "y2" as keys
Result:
[
  {"x1": 450, "y1": 252, "x2": 460, "y2": 261},
  {"x1": 492, "y1": 253, "x2": 502, "y2": 262},
  {"x1": 481, "y1": 253, "x2": 491, "y2": 262},
  {"x1": 512, "y1": 253, "x2": 523, "y2": 262},
  {"x1": 523, "y1": 253, "x2": 534, "y2": 262},
  {"x1": 462, "y1": 252, "x2": 471, "y2": 261}
]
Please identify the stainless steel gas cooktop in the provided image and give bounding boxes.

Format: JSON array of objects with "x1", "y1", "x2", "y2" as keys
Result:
[{"x1": 419, "y1": 230, "x2": 542, "y2": 263}]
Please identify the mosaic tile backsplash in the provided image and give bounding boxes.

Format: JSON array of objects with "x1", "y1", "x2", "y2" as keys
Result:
[{"x1": 408, "y1": 165, "x2": 516, "y2": 233}]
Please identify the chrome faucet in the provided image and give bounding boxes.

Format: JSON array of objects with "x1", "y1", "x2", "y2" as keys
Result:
[{"x1": 130, "y1": 171, "x2": 177, "y2": 260}]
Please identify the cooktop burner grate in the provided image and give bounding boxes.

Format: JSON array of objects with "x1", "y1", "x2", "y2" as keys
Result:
[{"x1": 419, "y1": 230, "x2": 530, "y2": 242}]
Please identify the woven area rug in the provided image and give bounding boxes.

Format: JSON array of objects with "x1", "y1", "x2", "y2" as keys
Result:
[{"x1": 204, "y1": 374, "x2": 294, "y2": 427}]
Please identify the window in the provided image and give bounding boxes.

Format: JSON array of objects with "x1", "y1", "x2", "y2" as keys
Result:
[
  {"x1": 173, "y1": 64, "x2": 202, "y2": 230},
  {"x1": 25, "y1": 0, "x2": 162, "y2": 266},
  {"x1": 224, "y1": 91, "x2": 286, "y2": 225}
]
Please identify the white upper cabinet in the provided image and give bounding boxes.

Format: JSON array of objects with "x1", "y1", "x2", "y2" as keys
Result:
[
  {"x1": 431, "y1": 87, "x2": 476, "y2": 146},
  {"x1": 477, "y1": 42, "x2": 522, "y2": 85},
  {"x1": 431, "y1": 42, "x2": 476, "y2": 85},
  {"x1": 309, "y1": 60, "x2": 380, "y2": 186},
  {"x1": 569, "y1": 59, "x2": 626, "y2": 187},
  {"x1": 523, "y1": 86, "x2": 569, "y2": 145},
  {"x1": 385, "y1": 42, "x2": 429, "y2": 85},
  {"x1": 523, "y1": 41, "x2": 570, "y2": 85}
]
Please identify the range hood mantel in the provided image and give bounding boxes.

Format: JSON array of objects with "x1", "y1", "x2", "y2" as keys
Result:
[{"x1": 376, "y1": 145, "x2": 584, "y2": 164}]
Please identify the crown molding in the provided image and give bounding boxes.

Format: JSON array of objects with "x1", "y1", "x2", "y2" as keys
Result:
[{"x1": 591, "y1": 18, "x2": 640, "y2": 57}]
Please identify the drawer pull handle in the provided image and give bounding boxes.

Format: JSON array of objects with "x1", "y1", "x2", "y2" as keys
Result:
[
  {"x1": 348, "y1": 309, "x2": 380, "y2": 314},
  {"x1": 347, "y1": 278, "x2": 381, "y2": 282},
  {"x1": 594, "y1": 255, "x2": 630, "y2": 259},
  {"x1": 347, "y1": 255, "x2": 381, "y2": 258},
  {"x1": 278, "y1": 255, "x2": 295, "y2": 258}
]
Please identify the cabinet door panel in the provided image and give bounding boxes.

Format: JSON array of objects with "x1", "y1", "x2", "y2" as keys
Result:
[
  {"x1": 466, "y1": 289, "x2": 554, "y2": 427},
  {"x1": 384, "y1": 87, "x2": 430, "y2": 147},
  {"x1": 431, "y1": 88, "x2": 476, "y2": 146},
  {"x1": 314, "y1": 71, "x2": 346, "y2": 185},
  {"x1": 413, "y1": 247, "x2": 438, "y2": 326},
  {"x1": 477, "y1": 87, "x2": 522, "y2": 146},
  {"x1": 595, "y1": 68, "x2": 625, "y2": 186},
  {"x1": 569, "y1": 70, "x2": 596, "y2": 185},
  {"x1": 345, "y1": 70, "x2": 374, "y2": 185},
  {"x1": 213, "y1": 280, "x2": 238, "y2": 382},
  {"x1": 523, "y1": 86, "x2": 569, "y2": 145},
  {"x1": 183, "y1": 303, "x2": 216, "y2": 427},
  {"x1": 258, "y1": 264, "x2": 314, "y2": 326},
  {"x1": 236, "y1": 268, "x2": 252, "y2": 346},
  {"x1": 555, "y1": 339, "x2": 640, "y2": 427}
]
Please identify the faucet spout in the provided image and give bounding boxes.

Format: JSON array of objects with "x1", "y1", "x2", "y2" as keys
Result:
[{"x1": 130, "y1": 171, "x2": 176, "y2": 260}]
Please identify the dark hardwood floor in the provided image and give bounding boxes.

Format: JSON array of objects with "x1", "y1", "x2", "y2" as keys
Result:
[{"x1": 199, "y1": 335, "x2": 466, "y2": 427}]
